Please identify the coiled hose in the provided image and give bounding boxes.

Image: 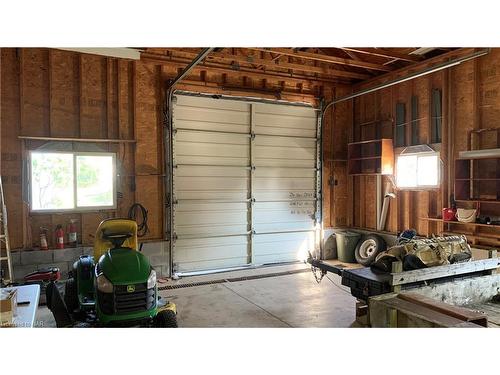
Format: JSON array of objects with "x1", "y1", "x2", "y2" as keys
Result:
[{"x1": 128, "y1": 203, "x2": 149, "y2": 237}]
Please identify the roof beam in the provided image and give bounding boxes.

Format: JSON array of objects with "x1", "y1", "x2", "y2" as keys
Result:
[
  {"x1": 248, "y1": 47, "x2": 392, "y2": 72},
  {"x1": 148, "y1": 48, "x2": 370, "y2": 81},
  {"x1": 140, "y1": 52, "x2": 345, "y2": 85},
  {"x1": 340, "y1": 47, "x2": 423, "y2": 62}
]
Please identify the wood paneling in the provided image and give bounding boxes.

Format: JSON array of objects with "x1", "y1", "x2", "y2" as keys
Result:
[
  {"x1": 348, "y1": 50, "x2": 500, "y2": 237},
  {"x1": 0, "y1": 48, "x2": 168, "y2": 248}
]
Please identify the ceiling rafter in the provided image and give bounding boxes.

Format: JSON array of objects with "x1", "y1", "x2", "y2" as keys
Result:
[
  {"x1": 248, "y1": 47, "x2": 392, "y2": 72},
  {"x1": 340, "y1": 47, "x2": 423, "y2": 62},
  {"x1": 152, "y1": 48, "x2": 371, "y2": 80}
]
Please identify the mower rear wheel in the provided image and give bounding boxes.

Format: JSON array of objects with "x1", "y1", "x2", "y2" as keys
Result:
[
  {"x1": 154, "y1": 309, "x2": 178, "y2": 328},
  {"x1": 64, "y1": 278, "x2": 79, "y2": 313}
]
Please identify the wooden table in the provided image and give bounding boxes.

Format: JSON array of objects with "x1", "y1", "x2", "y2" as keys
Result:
[{"x1": 1, "y1": 284, "x2": 40, "y2": 328}]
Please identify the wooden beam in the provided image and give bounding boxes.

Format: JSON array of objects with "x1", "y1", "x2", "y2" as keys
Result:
[
  {"x1": 140, "y1": 52, "x2": 346, "y2": 85},
  {"x1": 248, "y1": 47, "x2": 392, "y2": 72},
  {"x1": 354, "y1": 48, "x2": 480, "y2": 89},
  {"x1": 147, "y1": 48, "x2": 370, "y2": 81},
  {"x1": 341, "y1": 48, "x2": 423, "y2": 62}
]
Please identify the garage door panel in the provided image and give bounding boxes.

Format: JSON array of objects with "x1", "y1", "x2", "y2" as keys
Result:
[
  {"x1": 175, "y1": 176, "x2": 248, "y2": 191},
  {"x1": 176, "y1": 94, "x2": 250, "y2": 112},
  {"x1": 174, "y1": 257, "x2": 249, "y2": 273},
  {"x1": 176, "y1": 142, "x2": 249, "y2": 159},
  {"x1": 176, "y1": 210, "x2": 247, "y2": 226},
  {"x1": 254, "y1": 126, "x2": 315, "y2": 138},
  {"x1": 175, "y1": 165, "x2": 248, "y2": 178},
  {"x1": 254, "y1": 221, "x2": 315, "y2": 233},
  {"x1": 176, "y1": 130, "x2": 249, "y2": 145},
  {"x1": 254, "y1": 189, "x2": 316, "y2": 201},
  {"x1": 175, "y1": 190, "x2": 248, "y2": 201},
  {"x1": 176, "y1": 222, "x2": 248, "y2": 237},
  {"x1": 253, "y1": 232, "x2": 315, "y2": 264},
  {"x1": 175, "y1": 119, "x2": 250, "y2": 134},
  {"x1": 254, "y1": 167, "x2": 315, "y2": 179},
  {"x1": 175, "y1": 155, "x2": 249, "y2": 166},
  {"x1": 254, "y1": 146, "x2": 315, "y2": 161},
  {"x1": 254, "y1": 102, "x2": 317, "y2": 118},
  {"x1": 255, "y1": 135, "x2": 316, "y2": 148},
  {"x1": 254, "y1": 158, "x2": 315, "y2": 168},
  {"x1": 176, "y1": 202, "x2": 248, "y2": 212},
  {"x1": 174, "y1": 242, "x2": 248, "y2": 263},
  {"x1": 174, "y1": 106, "x2": 250, "y2": 126},
  {"x1": 254, "y1": 177, "x2": 315, "y2": 191}
]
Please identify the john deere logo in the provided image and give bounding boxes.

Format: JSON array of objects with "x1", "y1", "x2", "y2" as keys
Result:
[{"x1": 127, "y1": 285, "x2": 135, "y2": 293}]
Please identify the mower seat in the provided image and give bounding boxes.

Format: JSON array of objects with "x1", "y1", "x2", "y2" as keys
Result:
[{"x1": 93, "y1": 218, "x2": 138, "y2": 261}]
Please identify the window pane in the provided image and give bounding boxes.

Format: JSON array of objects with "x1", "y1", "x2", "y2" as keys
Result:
[
  {"x1": 396, "y1": 155, "x2": 417, "y2": 187},
  {"x1": 417, "y1": 155, "x2": 439, "y2": 186},
  {"x1": 31, "y1": 153, "x2": 74, "y2": 210},
  {"x1": 76, "y1": 155, "x2": 114, "y2": 207}
]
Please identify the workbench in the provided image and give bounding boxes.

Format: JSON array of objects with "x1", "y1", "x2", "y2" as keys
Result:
[{"x1": 0, "y1": 284, "x2": 40, "y2": 328}]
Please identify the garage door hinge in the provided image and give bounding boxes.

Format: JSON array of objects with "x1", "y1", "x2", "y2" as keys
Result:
[
  {"x1": 251, "y1": 132, "x2": 256, "y2": 140},
  {"x1": 173, "y1": 233, "x2": 178, "y2": 242}
]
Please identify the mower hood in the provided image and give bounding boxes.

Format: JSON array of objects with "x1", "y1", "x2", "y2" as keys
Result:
[{"x1": 98, "y1": 248, "x2": 151, "y2": 285}]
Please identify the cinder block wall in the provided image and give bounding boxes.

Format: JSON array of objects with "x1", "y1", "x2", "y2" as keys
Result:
[{"x1": 7, "y1": 241, "x2": 170, "y2": 281}]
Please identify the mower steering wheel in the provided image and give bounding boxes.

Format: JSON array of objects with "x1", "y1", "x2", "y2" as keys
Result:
[{"x1": 102, "y1": 232, "x2": 133, "y2": 248}]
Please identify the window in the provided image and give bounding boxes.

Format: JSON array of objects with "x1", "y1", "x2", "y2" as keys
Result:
[
  {"x1": 396, "y1": 151, "x2": 440, "y2": 189},
  {"x1": 30, "y1": 151, "x2": 116, "y2": 211}
]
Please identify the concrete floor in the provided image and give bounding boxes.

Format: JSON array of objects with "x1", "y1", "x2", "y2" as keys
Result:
[{"x1": 36, "y1": 263, "x2": 358, "y2": 328}]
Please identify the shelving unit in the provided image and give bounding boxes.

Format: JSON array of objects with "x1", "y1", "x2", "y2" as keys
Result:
[
  {"x1": 347, "y1": 139, "x2": 394, "y2": 175},
  {"x1": 454, "y1": 157, "x2": 500, "y2": 202},
  {"x1": 422, "y1": 153, "x2": 500, "y2": 247}
]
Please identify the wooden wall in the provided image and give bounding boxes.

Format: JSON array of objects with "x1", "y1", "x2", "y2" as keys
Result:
[
  {"x1": 1, "y1": 48, "x2": 347, "y2": 249},
  {"x1": 1, "y1": 48, "x2": 164, "y2": 249},
  {"x1": 347, "y1": 48, "x2": 500, "y2": 237}
]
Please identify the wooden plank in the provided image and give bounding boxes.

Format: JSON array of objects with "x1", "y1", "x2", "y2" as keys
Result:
[
  {"x1": 370, "y1": 293, "x2": 482, "y2": 327},
  {"x1": 49, "y1": 50, "x2": 80, "y2": 137},
  {"x1": 80, "y1": 54, "x2": 106, "y2": 139},
  {"x1": 341, "y1": 48, "x2": 423, "y2": 63},
  {"x1": 398, "y1": 292, "x2": 488, "y2": 326},
  {"x1": 249, "y1": 48, "x2": 392, "y2": 72},
  {"x1": 390, "y1": 258, "x2": 500, "y2": 286},
  {"x1": 20, "y1": 49, "x2": 50, "y2": 137},
  {"x1": 1, "y1": 49, "x2": 24, "y2": 249}
]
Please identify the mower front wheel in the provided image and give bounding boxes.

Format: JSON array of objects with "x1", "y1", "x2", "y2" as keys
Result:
[
  {"x1": 154, "y1": 309, "x2": 178, "y2": 328},
  {"x1": 64, "y1": 278, "x2": 79, "y2": 313}
]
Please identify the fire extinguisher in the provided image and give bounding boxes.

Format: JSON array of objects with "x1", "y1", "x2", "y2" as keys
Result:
[
  {"x1": 55, "y1": 224, "x2": 64, "y2": 249},
  {"x1": 68, "y1": 219, "x2": 77, "y2": 247},
  {"x1": 40, "y1": 227, "x2": 49, "y2": 251}
]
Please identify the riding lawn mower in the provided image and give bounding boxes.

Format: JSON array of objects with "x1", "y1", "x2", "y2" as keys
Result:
[{"x1": 47, "y1": 218, "x2": 177, "y2": 327}]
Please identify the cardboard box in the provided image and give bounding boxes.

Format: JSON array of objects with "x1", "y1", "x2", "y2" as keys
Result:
[{"x1": 0, "y1": 288, "x2": 18, "y2": 327}]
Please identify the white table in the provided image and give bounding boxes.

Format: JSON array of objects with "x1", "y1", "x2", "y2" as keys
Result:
[{"x1": 1, "y1": 284, "x2": 40, "y2": 328}]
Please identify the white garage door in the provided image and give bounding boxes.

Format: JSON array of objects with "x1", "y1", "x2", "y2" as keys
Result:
[{"x1": 171, "y1": 93, "x2": 320, "y2": 274}]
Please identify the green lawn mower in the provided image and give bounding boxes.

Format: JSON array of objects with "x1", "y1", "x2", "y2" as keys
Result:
[{"x1": 47, "y1": 218, "x2": 177, "y2": 327}]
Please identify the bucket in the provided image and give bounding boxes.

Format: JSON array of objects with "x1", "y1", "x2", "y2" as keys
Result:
[{"x1": 336, "y1": 231, "x2": 361, "y2": 263}]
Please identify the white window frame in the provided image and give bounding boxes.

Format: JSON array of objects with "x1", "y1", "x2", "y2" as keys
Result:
[
  {"x1": 29, "y1": 150, "x2": 117, "y2": 213},
  {"x1": 395, "y1": 150, "x2": 441, "y2": 190}
]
